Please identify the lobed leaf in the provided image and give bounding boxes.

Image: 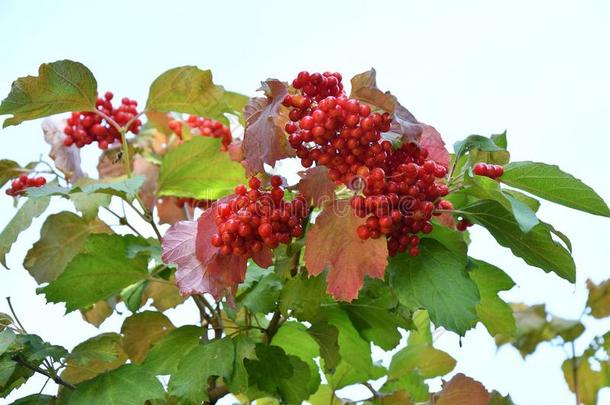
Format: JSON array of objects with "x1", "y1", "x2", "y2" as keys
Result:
[
  {"x1": 0, "y1": 60, "x2": 97, "y2": 127},
  {"x1": 120, "y1": 311, "x2": 174, "y2": 364}
]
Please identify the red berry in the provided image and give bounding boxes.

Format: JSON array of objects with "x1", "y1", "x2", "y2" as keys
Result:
[
  {"x1": 234, "y1": 184, "x2": 247, "y2": 196},
  {"x1": 357, "y1": 225, "x2": 370, "y2": 240},
  {"x1": 270, "y1": 176, "x2": 283, "y2": 188},
  {"x1": 248, "y1": 177, "x2": 261, "y2": 190},
  {"x1": 473, "y1": 163, "x2": 488, "y2": 176}
]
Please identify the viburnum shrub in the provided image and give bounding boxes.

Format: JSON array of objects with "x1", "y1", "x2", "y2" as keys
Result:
[{"x1": 0, "y1": 61, "x2": 608, "y2": 405}]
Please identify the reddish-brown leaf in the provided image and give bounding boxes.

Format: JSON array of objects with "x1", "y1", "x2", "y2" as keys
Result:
[
  {"x1": 304, "y1": 199, "x2": 388, "y2": 301},
  {"x1": 349, "y1": 69, "x2": 449, "y2": 162},
  {"x1": 297, "y1": 166, "x2": 336, "y2": 207},
  {"x1": 42, "y1": 118, "x2": 86, "y2": 182},
  {"x1": 161, "y1": 219, "x2": 245, "y2": 299},
  {"x1": 435, "y1": 373, "x2": 490, "y2": 405},
  {"x1": 133, "y1": 155, "x2": 159, "y2": 211},
  {"x1": 242, "y1": 80, "x2": 294, "y2": 175},
  {"x1": 227, "y1": 139, "x2": 245, "y2": 163},
  {"x1": 156, "y1": 197, "x2": 188, "y2": 225}
]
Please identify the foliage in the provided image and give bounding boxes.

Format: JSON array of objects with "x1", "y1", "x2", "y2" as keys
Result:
[{"x1": 0, "y1": 60, "x2": 608, "y2": 404}]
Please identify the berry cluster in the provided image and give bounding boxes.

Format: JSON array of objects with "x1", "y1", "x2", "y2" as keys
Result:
[
  {"x1": 211, "y1": 176, "x2": 309, "y2": 258},
  {"x1": 63, "y1": 92, "x2": 142, "y2": 149},
  {"x1": 456, "y1": 218, "x2": 473, "y2": 232},
  {"x1": 169, "y1": 116, "x2": 232, "y2": 151},
  {"x1": 284, "y1": 71, "x2": 452, "y2": 256},
  {"x1": 284, "y1": 73, "x2": 392, "y2": 183},
  {"x1": 473, "y1": 162, "x2": 504, "y2": 179},
  {"x1": 6, "y1": 175, "x2": 46, "y2": 197}
]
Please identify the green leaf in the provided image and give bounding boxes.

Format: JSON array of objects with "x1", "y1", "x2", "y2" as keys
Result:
[
  {"x1": 142, "y1": 325, "x2": 200, "y2": 375},
  {"x1": 307, "y1": 321, "x2": 340, "y2": 371},
  {"x1": 13, "y1": 334, "x2": 67, "y2": 364},
  {"x1": 120, "y1": 280, "x2": 147, "y2": 313},
  {"x1": 244, "y1": 344, "x2": 312, "y2": 404},
  {"x1": 168, "y1": 338, "x2": 234, "y2": 403},
  {"x1": 465, "y1": 175, "x2": 539, "y2": 233},
  {"x1": 39, "y1": 234, "x2": 149, "y2": 312},
  {"x1": 146, "y1": 66, "x2": 238, "y2": 120},
  {"x1": 0, "y1": 330, "x2": 16, "y2": 356},
  {"x1": 468, "y1": 259, "x2": 516, "y2": 337},
  {"x1": 157, "y1": 137, "x2": 245, "y2": 200},
  {"x1": 503, "y1": 189, "x2": 541, "y2": 212},
  {"x1": 24, "y1": 213, "x2": 110, "y2": 283},
  {"x1": 272, "y1": 322, "x2": 321, "y2": 395},
  {"x1": 343, "y1": 280, "x2": 405, "y2": 350},
  {"x1": 27, "y1": 176, "x2": 145, "y2": 201},
  {"x1": 462, "y1": 200, "x2": 576, "y2": 282},
  {"x1": 226, "y1": 335, "x2": 257, "y2": 393},
  {"x1": 562, "y1": 355, "x2": 608, "y2": 405},
  {"x1": 500, "y1": 161, "x2": 610, "y2": 217},
  {"x1": 389, "y1": 345, "x2": 455, "y2": 379},
  {"x1": 61, "y1": 333, "x2": 127, "y2": 384},
  {"x1": 0, "y1": 196, "x2": 50, "y2": 267},
  {"x1": 0, "y1": 160, "x2": 21, "y2": 188},
  {"x1": 67, "y1": 364, "x2": 165, "y2": 405},
  {"x1": 322, "y1": 307, "x2": 374, "y2": 386},
  {"x1": 0, "y1": 60, "x2": 97, "y2": 128},
  {"x1": 240, "y1": 273, "x2": 283, "y2": 314},
  {"x1": 381, "y1": 371, "x2": 429, "y2": 403},
  {"x1": 453, "y1": 133, "x2": 509, "y2": 163},
  {"x1": 586, "y1": 279, "x2": 610, "y2": 318},
  {"x1": 388, "y1": 239, "x2": 480, "y2": 335},
  {"x1": 279, "y1": 273, "x2": 326, "y2": 321},
  {"x1": 121, "y1": 311, "x2": 174, "y2": 364},
  {"x1": 69, "y1": 178, "x2": 113, "y2": 220},
  {"x1": 10, "y1": 394, "x2": 57, "y2": 404}
]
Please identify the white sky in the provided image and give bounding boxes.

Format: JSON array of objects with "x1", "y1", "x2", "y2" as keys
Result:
[{"x1": 1, "y1": 1, "x2": 609, "y2": 404}]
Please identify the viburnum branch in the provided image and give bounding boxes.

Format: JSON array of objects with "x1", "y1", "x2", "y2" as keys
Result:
[
  {"x1": 264, "y1": 310, "x2": 282, "y2": 343},
  {"x1": 571, "y1": 341, "x2": 579, "y2": 405},
  {"x1": 118, "y1": 128, "x2": 132, "y2": 177},
  {"x1": 92, "y1": 109, "x2": 122, "y2": 138},
  {"x1": 101, "y1": 206, "x2": 144, "y2": 238},
  {"x1": 207, "y1": 384, "x2": 229, "y2": 405},
  {"x1": 11, "y1": 355, "x2": 76, "y2": 390}
]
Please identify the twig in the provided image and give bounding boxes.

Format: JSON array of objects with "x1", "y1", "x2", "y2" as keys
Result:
[
  {"x1": 5, "y1": 297, "x2": 27, "y2": 333},
  {"x1": 207, "y1": 385, "x2": 229, "y2": 404},
  {"x1": 264, "y1": 311, "x2": 282, "y2": 343},
  {"x1": 11, "y1": 355, "x2": 76, "y2": 390},
  {"x1": 571, "y1": 341, "x2": 579, "y2": 405},
  {"x1": 101, "y1": 206, "x2": 144, "y2": 237}
]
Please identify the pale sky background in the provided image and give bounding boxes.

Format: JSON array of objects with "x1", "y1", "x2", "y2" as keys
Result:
[{"x1": 1, "y1": 1, "x2": 609, "y2": 404}]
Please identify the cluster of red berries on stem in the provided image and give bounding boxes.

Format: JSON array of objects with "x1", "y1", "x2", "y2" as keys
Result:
[
  {"x1": 6, "y1": 174, "x2": 46, "y2": 196},
  {"x1": 285, "y1": 71, "x2": 452, "y2": 256},
  {"x1": 169, "y1": 116, "x2": 232, "y2": 151},
  {"x1": 473, "y1": 162, "x2": 504, "y2": 179},
  {"x1": 211, "y1": 176, "x2": 309, "y2": 258},
  {"x1": 63, "y1": 92, "x2": 142, "y2": 149},
  {"x1": 456, "y1": 218, "x2": 473, "y2": 232}
]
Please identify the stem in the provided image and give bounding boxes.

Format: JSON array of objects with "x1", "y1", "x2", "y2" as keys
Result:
[
  {"x1": 362, "y1": 382, "x2": 379, "y2": 399},
  {"x1": 93, "y1": 110, "x2": 122, "y2": 136},
  {"x1": 11, "y1": 355, "x2": 76, "y2": 390},
  {"x1": 119, "y1": 129, "x2": 132, "y2": 177},
  {"x1": 264, "y1": 311, "x2": 282, "y2": 343},
  {"x1": 5, "y1": 297, "x2": 27, "y2": 333},
  {"x1": 571, "y1": 341, "x2": 579, "y2": 405},
  {"x1": 102, "y1": 206, "x2": 144, "y2": 237}
]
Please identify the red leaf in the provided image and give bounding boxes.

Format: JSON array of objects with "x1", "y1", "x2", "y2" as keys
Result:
[
  {"x1": 133, "y1": 155, "x2": 159, "y2": 211},
  {"x1": 349, "y1": 69, "x2": 449, "y2": 163},
  {"x1": 420, "y1": 125, "x2": 450, "y2": 168},
  {"x1": 297, "y1": 166, "x2": 336, "y2": 207},
  {"x1": 42, "y1": 118, "x2": 86, "y2": 182},
  {"x1": 304, "y1": 199, "x2": 388, "y2": 302},
  {"x1": 156, "y1": 197, "x2": 188, "y2": 225},
  {"x1": 162, "y1": 216, "x2": 247, "y2": 299},
  {"x1": 242, "y1": 80, "x2": 294, "y2": 175},
  {"x1": 435, "y1": 373, "x2": 490, "y2": 405}
]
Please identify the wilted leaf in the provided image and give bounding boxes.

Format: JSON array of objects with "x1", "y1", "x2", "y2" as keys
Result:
[
  {"x1": 41, "y1": 118, "x2": 85, "y2": 182},
  {"x1": 297, "y1": 166, "x2": 336, "y2": 207},
  {"x1": 304, "y1": 199, "x2": 388, "y2": 302},
  {"x1": 242, "y1": 79, "x2": 294, "y2": 175},
  {"x1": 0, "y1": 196, "x2": 50, "y2": 267},
  {"x1": 586, "y1": 279, "x2": 610, "y2": 318},
  {"x1": 120, "y1": 311, "x2": 174, "y2": 364},
  {"x1": 0, "y1": 60, "x2": 97, "y2": 127},
  {"x1": 435, "y1": 374, "x2": 490, "y2": 405},
  {"x1": 142, "y1": 273, "x2": 186, "y2": 311},
  {"x1": 24, "y1": 212, "x2": 110, "y2": 283},
  {"x1": 62, "y1": 333, "x2": 127, "y2": 384},
  {"x1": 39, "y1": 234, "x2": 149, "y2": 312},
  {"x1": 133, "y1": 155, "x2": 159, "y2": 210},
  {"x1": 80, "y1": 300, "x2": 114, "y2": 328}
]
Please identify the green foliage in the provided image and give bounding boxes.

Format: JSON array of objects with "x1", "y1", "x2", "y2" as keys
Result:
[
  {"x1": 157, "y1": 136, "x2": 245, "y2": 199},
  {"x1": 38, "y1": 234, "x2": 150, "y2": 312},
  {"x1": 0, "y1": 196, "x2": 50, "y2": 267},
  {"x1": 388, "y1": 239, "x2": 480, "y2": 335},
  {"x1": 0, "y1": 60, "x2": 97, "y2": 127}
]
